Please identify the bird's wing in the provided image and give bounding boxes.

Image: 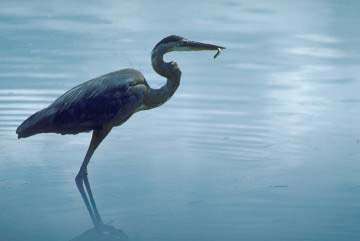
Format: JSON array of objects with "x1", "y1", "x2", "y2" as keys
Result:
[{"x1": 48, "y1": 69, "x2": 146, "y2": 134}]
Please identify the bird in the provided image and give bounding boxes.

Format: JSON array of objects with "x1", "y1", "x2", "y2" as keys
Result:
[{"x1": 16, "y1": 35, "x2": 225, "y2": 229}]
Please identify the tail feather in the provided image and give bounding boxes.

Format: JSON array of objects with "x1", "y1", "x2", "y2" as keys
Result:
[{"x1": 16, "y1": 108, "x2": 54, "y2": 139}]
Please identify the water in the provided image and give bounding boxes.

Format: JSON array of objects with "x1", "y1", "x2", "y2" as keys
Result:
[{"x1": 1, "y1": 0, "x2": 360, "y2": 240}]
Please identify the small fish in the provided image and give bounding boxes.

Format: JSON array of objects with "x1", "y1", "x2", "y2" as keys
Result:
[{"x1": 214, "y1": 48, "x2": 222, "y2": 59}]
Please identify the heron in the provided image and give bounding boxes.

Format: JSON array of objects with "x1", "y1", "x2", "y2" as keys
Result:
[{"x1": 16, "y1": 35, "x2": 225, "y2": 229}]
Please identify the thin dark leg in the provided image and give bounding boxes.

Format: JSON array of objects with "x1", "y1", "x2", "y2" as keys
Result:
[{"x1": 75, "y1": 126, "x2": 111, "y2": 227}]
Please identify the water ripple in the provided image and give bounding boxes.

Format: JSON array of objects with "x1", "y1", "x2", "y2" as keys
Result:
[{"x1": 0, "y1": 89, "x2": 64, "y2": 95}]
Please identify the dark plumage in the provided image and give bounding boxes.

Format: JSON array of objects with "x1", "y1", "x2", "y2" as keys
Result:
[
  {"x1": 16, "y1": 69, "x2": 146, "y2": 138},
  {"x1": 154, "y1": 35, "x2": 184, "y2": 49}
]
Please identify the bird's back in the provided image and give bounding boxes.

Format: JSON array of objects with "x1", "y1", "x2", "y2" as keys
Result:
[{"x1": 16, "y1": 69, "x2": 147, "y2": 138}]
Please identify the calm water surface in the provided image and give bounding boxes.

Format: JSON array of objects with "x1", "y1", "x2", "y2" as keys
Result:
[{"x1": 1, "y1": 1, "x2": 360, "y2": 240}]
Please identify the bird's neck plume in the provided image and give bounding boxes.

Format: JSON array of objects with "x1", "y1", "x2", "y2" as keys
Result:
[{"x1": 143, "y1": 48, "x2": 181, "y2": 109}]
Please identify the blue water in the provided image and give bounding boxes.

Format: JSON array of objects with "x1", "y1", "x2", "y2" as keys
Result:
[{"x1": 1, "y1": 0, "x2": 360, "y2": 240}]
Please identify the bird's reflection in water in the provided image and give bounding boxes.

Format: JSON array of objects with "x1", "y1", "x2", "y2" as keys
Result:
[
  {"x1": 70, "y1": 224, "x2": 128, "y2": 241},
  {"x1": 69, "y1": 175, "x2": 128, "y2": 241}
]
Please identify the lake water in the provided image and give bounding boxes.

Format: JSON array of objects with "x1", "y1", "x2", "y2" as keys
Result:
[{"x1": 1, "y1": 1, "x2": 360, "y2": 240}]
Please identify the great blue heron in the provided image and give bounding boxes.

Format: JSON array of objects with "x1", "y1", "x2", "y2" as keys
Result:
[{"x1": 16, "y1": 35, "x2": 225, "y2": 229}]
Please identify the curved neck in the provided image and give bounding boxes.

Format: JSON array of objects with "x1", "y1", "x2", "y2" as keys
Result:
[{"x1": 143, "y1": 48, "x2": 181, "y2": 109}]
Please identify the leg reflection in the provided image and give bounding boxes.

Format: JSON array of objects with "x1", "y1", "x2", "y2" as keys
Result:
[
  {"x1": 75, "y1": 171, "x2": 99, "y2": 227},
  {"x1": 83, "y1": 174, "x2": 103, "y2": 225},
  {"x1": 72, "y1": 173, "x2": 128, "y2": 241}
]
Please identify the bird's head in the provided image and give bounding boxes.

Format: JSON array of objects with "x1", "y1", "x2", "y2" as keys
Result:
[
  {"x1": 152, "y1": 35, "x2": 225, "y2": 59},
  {"x1": 151, "y1": 35, "x2": 225, "y2": 78}
]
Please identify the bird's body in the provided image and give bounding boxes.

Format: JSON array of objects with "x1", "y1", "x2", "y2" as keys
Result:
[
  {"x1": 17, "y1": 69, "x2": 147, "y2": 138},
  {"x1": 16, "y1": 35, "x2": 224, "y2": 230}
]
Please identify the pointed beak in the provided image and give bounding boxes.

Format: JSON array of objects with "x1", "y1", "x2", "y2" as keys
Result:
[
  {"x1": 178, "y1": 39, "x2": 225, "y2": 58},
  {"x1": 181, "y1": 40, "x2": 225, "y2": 51}
]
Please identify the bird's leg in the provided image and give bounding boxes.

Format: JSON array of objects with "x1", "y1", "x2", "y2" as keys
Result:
[{"x1": 75, "y1": 126, "x2": 111, "y2": 228}]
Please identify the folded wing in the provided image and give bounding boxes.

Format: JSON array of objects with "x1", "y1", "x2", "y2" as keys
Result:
[{"x1": 16, "y1": 69, "x2": 146, "y2": 138}]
